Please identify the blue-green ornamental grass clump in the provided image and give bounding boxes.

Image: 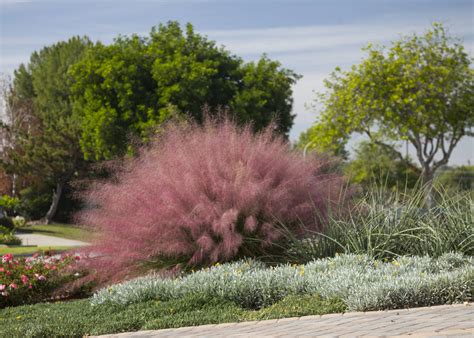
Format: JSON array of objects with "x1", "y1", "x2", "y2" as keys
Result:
[{"x1": 92, "y1": 253, "x2": 473, "y2": 311}]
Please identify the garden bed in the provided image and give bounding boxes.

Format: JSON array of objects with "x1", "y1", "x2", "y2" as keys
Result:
[{"x1": 1, "y1": 253, "x2": 472, "y2": 337}]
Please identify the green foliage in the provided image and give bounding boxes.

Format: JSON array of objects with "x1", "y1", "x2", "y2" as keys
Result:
[
  {"x1": 18, "y1": 185, "x2": 52, "y2": 220},
  {"x1": 71, "y1": 21, "x2": 299, "y2": 160},
  {"x1": 3, "y1": 37, "x2": 92, "y2": 222},
  {"x1": 435, "y1": 166, "x2": 474, "y2": 192},
  {"x1": 0, "y1": 217, "x2": 15, "y2": 232},
  {"x1": 301, "y1": 23, "x2": 473, "y2": 180},
  {"x1": 0, "y1": 233, "x2": 22, "y2": 246},
  {"x1": 0, "y1": 195, "x2": 21, "y2": 216},
  {"x1": 297, "y1": 122, "x2": 349, "y2": 159},
  {"x1": 8, "y1": 37, "x2": 91, "y2": 181},
  {"x1": 344, "y1": 141, "x2": 420, "y2": 189},
  {"x1": 286, "y1": 186, "x2": 474, "y2": 261}
]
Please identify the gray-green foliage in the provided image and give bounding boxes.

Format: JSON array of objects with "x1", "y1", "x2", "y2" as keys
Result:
[
  {"x1": 92, "y1": 253, "x2": 473, "y2": 311},
  {"x1": 286, "y1": 185, "x2": 474, "y2": 261}
]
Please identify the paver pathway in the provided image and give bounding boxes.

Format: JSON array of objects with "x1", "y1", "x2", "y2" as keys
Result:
[
  {"x1": 98, "y1": 303, "x2": 473, "y2": 337},
  {"x1": 15, "y1": 233, "x2": 89, "y2": 247}
]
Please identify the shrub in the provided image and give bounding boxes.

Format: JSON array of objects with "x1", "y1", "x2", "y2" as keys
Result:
[
  {"x1": 0, "y1": 233, "x2": 22, "y2": 245},
  {"x1": 78, "y1": 118, "x2": 345, "y2": 283},
  {"x1": 0, "y1": 195, "x2": 21, "y2": 216},
  {"x1": 92, "y1": 253, "x2": 473, "y2": 311},
  {"x1": 0, "y1": 253, "x2": 84, "y2": 308},
  {"x1": 0, "y1": 216, "x2": 15, "y2": 232},
  {"x1": 19, "y1": 185, "x2": 52, "y2": 220}
]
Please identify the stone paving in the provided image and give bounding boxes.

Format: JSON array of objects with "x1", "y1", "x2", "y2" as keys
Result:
[{"x1": 98, "y1": 303, "x2": 473, "y2": 337}]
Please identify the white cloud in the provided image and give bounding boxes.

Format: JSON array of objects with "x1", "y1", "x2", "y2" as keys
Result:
[{"x1": 204, "y1": 22, "x2": 473, "y2": 56}]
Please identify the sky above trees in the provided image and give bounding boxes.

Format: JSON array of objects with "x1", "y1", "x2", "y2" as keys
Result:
[{"x1": 1, "y1": 0, "x2": 472, "y2": 164}]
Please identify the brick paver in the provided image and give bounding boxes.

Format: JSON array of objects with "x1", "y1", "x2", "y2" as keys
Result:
[{"x1": 97, "y1": 303, "x2": 473, "y2": 337}]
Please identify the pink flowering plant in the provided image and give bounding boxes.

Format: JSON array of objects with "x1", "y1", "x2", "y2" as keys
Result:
[
  {"x1": 0, "y1": 252, "x2": 83, "y2": 307},
  {"x1": 79, "y1": 118, "x2": 346, "y2": 285}
]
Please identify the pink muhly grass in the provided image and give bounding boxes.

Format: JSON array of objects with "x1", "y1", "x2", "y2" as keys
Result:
[{"x1": 77, "y1": 118, "x2": 346, "y2": 283}]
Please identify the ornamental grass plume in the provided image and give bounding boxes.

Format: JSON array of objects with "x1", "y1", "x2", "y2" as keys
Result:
[{"x1": 78, "y1": 117, "x2": 346, "y2": 283}]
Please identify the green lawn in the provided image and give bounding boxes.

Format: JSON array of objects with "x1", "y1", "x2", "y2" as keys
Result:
[
  {"x1": 0, "y1": 246, "x2": 77, "y2": 256},
  {"x1": 17, "y1": 224, "x2": 93, "y2": 242},
  {"x1": 0, "y1": 294, "x2": 345, "y2": 337}
]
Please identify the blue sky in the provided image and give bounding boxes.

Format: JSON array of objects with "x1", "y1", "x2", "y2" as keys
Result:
[{"x1": 1, "y1": 0, "x2": 473, "y2": 164}]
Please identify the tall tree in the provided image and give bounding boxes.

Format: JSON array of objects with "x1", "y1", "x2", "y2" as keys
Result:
[
  {"x1": 301, "y1": 23, "x2": 473, "y2": 183},
  {"x1": 71, "y1": 21, "x2": 299, "y2": 160},
  {"x1": 1, "y1": 37, "x2": 92, "y2": 223}
]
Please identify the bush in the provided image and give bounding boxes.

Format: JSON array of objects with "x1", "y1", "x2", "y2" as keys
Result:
[
  {"x1": 0, "y1": 253, "x2": 84, "y2": 308},
  {"x1": 79, "y1": 118, "x2": 345, "y2": 283},
  {"x1": 92, "y1": 253, "x2": 473, "y2": 312},
  {"x1": 0, "y1": 233, "x2": 22, "y2": 245},
  {"x1": 0, "y1": 216, "x2": 15, "y2": 232},
  {"x1": 19, "y1": 185, "x2": 52, "y2": 220},
  {"x1": 0, "y1": 195, "x2": 21, "y2": 216}
]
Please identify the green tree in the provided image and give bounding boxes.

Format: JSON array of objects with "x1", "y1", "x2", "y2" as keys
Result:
[
  {"x1": 71, "y1": 21, "x2": 299, "y2": 160},
  {"x1": 231, "y1": 55, "x2": 300, "y2": 135},
  {"x1": 345, "y1": 141, "x2": 420, "y2": 189},
  {"x1": 1, "y1": 37, "x2": 92, "y2": 223},
  {"x1": 301, "y1": 23, "x2": 473, "y2": 183}
]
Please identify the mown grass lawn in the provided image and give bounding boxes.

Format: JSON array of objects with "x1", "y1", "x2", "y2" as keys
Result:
[
  {"x1": 0, "y1": 294, "x2": 345, "y2": 337},
  {"x1": 0, "y1": 246, "x2": 77, "y2": 256},
  {"x1": 17, "y1": 224, "x2": 92, "y2": 242}
]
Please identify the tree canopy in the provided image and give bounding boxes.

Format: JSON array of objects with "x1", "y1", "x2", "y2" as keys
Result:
[
  {"x1": 300, "y1": 23, "x2": 473, "y2": 182},
  {"x1": 1, "y1": 37, "x2": 92, "y2": 222},
  {"x1": 72, "y1": 21, "x2": 300, "y2": 160}
]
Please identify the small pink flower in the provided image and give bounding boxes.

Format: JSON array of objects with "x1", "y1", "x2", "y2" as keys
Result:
[
  {"x1": 37, "y1": 275, "x2": 46, "y2": 281},
  {"x1": 9, "y1": 283, "x2": 17, "y2": 289},
  {"x1": 21, "y1": 275, "x2": 29, "y2": 285},
  {"x1": 0, "y1": 284, "x2": 5, "y2": 291},
  {"x1": 2, "y1": 254, "x2": 13, "y2": 263},
  {"x1": 50, "y1": 265, "x2": 57, "y2": 271},
  {"x1": 1, "y1": 291, "x2": 8, "y2": 297},
  {"x1": 28, "y1": 284, "x2": 33, "y2": 289},
  {"x1": 0, "y1": 267, "x2": 4, "y2": 272},
  {"x1": 6, "y1": 271, "x2": 11, "y2": 276},
  {"x1": 32, "y1": 252, "x2": 40, "y2": 258}
]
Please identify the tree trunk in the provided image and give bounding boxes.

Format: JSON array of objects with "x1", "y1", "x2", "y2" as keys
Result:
[
  {"x1": 43, "y1": 181, "x2": 65, "y2": 224},
  {"x1": 421, "y1": 167, "x2": 435, "y2": 208}
]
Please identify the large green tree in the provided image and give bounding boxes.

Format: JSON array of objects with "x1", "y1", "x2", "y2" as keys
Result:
[
  {"x1": 71, "y1": 21, "x2": 299, "y2": 160},
  {"x1": 301, "y1": 23, "x2": 473, "y2": 183},
  {"x1": 1, "y1": 37, "x2": 92, "y2": 223}
]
